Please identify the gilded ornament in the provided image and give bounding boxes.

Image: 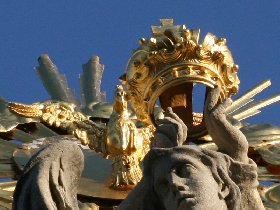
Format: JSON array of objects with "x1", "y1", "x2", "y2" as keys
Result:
[
  {"x1": 122, "y1": 19, "x2": 240, "y2": 138},
  {"x1": 0, "y1": 19, "x2": 279, "y2": 209},
  {"x1": 8, "y1": 85, "x2": 154, "y2": 190}
]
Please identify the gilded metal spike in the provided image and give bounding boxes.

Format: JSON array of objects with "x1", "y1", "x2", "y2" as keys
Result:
[
  {"x1": 248, "y1": 139, "x2": 280, "y2": 149},
  {"x1": 232, "y1": 94, "x2": 280, "y2": 120},
  {"x1": 232, "y1": 109, "x2": 261, "y2": 121},
  {"x1": 226, "y1": 79, "x2": 272, "y2": 114}
]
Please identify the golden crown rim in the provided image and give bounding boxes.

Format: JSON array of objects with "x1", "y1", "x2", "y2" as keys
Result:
[{"x1": 124, "y1": 19, "x2": 240, "y2": 138}]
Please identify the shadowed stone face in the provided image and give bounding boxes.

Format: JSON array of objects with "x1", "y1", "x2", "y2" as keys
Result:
[
  {"x1": 115, "y1": 86, "x2": 265, "y2": 210},
  {"x1": 152, "y1": 150, "x2": 227, "y2": 210}
]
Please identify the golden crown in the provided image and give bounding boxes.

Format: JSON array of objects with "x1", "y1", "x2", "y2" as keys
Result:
[{"x1": 122, "y1": 19, "x2": 240, "y2": 138}]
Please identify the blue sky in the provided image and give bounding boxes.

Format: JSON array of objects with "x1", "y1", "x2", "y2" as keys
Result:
[{"x1": 0, "y1": 1, "x2": 279, "y2": 126}]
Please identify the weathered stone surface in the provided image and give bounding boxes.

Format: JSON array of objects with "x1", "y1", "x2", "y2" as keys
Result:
[
  {"x1": 12, "y1": 86, "x2": 265, "y2": 210},
  {"x1": 151, "y1": 106, "x2": 187, "y2": 148},
  {"x1": 118, "y1": 86, "x2": 265, "y2": 210},
  {"x1": 13, "y1": 138, "x2": 84, "y2": 210}
]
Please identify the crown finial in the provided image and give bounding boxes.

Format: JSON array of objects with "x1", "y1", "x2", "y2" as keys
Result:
[
  {"x1": 151, "y1": 19, "x2": 180, "y2": 35},
  {"x1": 124, "y1": 19, "x2": 239, "y2": 138}
]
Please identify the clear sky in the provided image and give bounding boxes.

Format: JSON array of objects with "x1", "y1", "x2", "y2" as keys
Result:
[{"x1": 0, "y1": 1, "x2": 279, "y2": 126}]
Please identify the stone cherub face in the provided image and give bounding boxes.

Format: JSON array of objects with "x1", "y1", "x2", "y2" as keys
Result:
[{"x1": 146, "y1": 147, "x2": 230, "y2": 210}]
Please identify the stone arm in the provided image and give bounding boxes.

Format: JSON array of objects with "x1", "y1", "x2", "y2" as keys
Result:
[{"x1": 204, "y1": 86, "x2": 249, "y2": 163}]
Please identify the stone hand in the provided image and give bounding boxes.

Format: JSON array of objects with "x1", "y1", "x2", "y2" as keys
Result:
[{"x1": 151, "y1": 107, "x2": 188, "y2": 148}]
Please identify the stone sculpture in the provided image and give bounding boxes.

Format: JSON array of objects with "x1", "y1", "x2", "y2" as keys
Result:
[
  {"x1": 1, "y1": 19, "x2": 280, "y2": 209},
  {"x1": 118, "y1": 86, "x2": 265, "y2": 210},
  {"x1": 12, "y1": 138, "x2": 84, "y2": 210},
  {"x1": 12, "y1": 86, "x2": 266, "y2": 209},
  {"x1": 8, "y1": 85, "x2": 153, "y2": 190}
]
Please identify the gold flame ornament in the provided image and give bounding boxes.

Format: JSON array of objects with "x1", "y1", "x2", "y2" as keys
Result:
[{"x1": 122, "y1": 19, "x2": 240, "y2": 138}]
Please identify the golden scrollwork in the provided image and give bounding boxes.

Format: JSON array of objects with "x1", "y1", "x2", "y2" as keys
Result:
[
  {"x1": 106, "y1": 85, "x2": 153, "y2": 158},
  {"x1": 8, "y1": 85, "x2": 154, "y2": 190},
  {"x1": 121, "y1": 19, "x2": 240, "y2": 138},
  {"x1": 0, "y1": 19, "x2": 280, "y2": 209},
  {"x1": 8, "y1": 101, "x2": 107, "y2": 153},
  {"x1": 106, "y1": 85, "x2": 153, "y2": 189}
]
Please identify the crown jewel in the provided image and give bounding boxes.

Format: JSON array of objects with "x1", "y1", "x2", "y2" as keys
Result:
[{"x1": 123, "y1": 19, "x2": 240, "y2": 138}]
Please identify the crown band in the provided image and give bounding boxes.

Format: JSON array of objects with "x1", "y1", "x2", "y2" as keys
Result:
[{"x1": 123, "y1": 19, "x2": 240, "y2": 138}]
